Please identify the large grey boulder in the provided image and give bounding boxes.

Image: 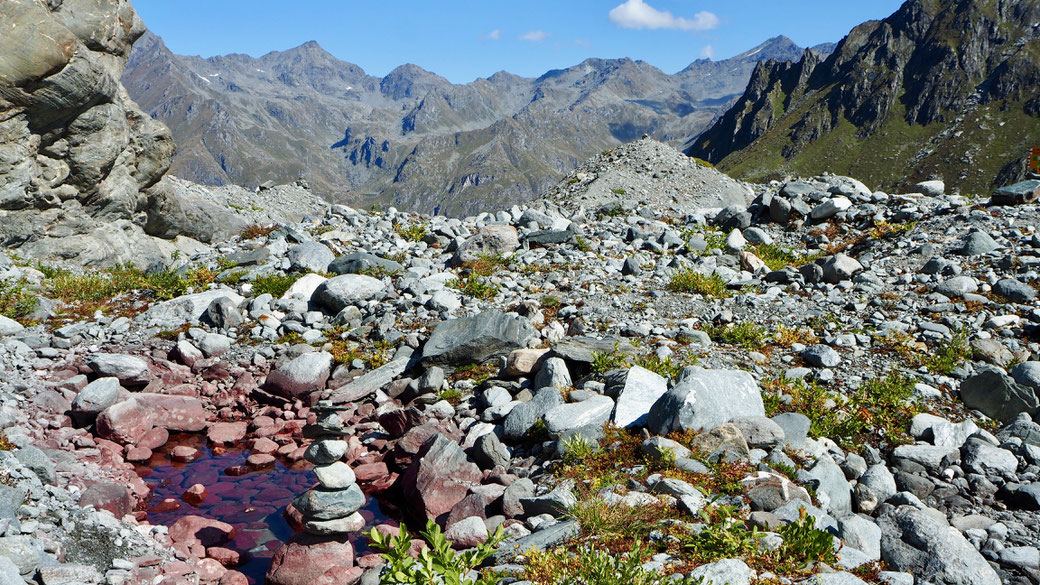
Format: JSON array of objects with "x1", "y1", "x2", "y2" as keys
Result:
[
  {"x1": 0, "y1": 0, "x2": 193, "y2": 266},
  {"x1": 328, "y1": 253, "x2": 403, "y2": 275},
  {"x1": 449, "y1": 225, "x2": 519, "y2": 266},
  {"x1": 312, "y1": 274, "x2": 384, "y2": 313},
  {"x1": 806, "y1": 454, "x2": 852, "y2": 514},
  {"x1": 86, "y1": 354, "x2": 151, "y2": 387},
  {"x1": 288, "y1": 241, "x2": 335, "y2": 274},
  {"x1": 0, "y1": 316, "x2": 24, "y2": 336},
  {"x1": 71, "y1": 377, "x2": 122, "y2": 422},
  {"x1": 136, "y1": 289, "x2": 245, "y2": 329},
  {"x1": 878, "y1": 505, "x2": 1001, "y2": 585},
  {"x1": 612, "y1": 366, "x2": 668, "y2": 429},
  {"x1": 646, "y1": 367, "x2": 764, "y2": 434},
  {"x1": 1011, "y1": 362, "x2": 1040, "y2": 392},
  {"x1": 265, "y1": 352, "x2": 333, "y2": 405},
  {"x1": 422, "y1": 311, "x2": 537, "y2": 367},
  {"x1": 689, "y1": 558, "x2": 751, "y2": 585},
  {"x1": 821, "y1": 253, "x2": 863, "y2": 284},
  {"x1": 543, "y1": 395, "x2": 614, "y2": 439},
  {"x1": 548, "y1": 336, "x2": 636, "y2": 364},
  {"x1": 960, "y1": 368, "x2": 1039, "y2": 423},
  {"x1": 503, "y1": 387, "x2": 564, "y2": 441}
]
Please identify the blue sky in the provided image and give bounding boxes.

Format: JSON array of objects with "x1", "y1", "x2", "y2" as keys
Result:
[{"x1": 133, "y1": 0, "x2": 905, "y2": 83}]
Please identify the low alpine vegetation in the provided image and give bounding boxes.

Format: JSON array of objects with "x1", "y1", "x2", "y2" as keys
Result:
[{"x1": 666, "y1": 269, "x2": 728, "y2": 297}]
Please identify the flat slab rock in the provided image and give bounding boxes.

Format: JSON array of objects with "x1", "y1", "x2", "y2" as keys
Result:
[
  {"x1": 646, "y1": 367, "x2": 764, "y2": 434},
  {"x1": 421, "y1": 310, "x2": 537, "y2": 367}
]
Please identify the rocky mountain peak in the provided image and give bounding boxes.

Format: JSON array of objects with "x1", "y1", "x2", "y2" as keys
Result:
[{"x1": 689, "y1": 0, "x2": 1040, "y2": 195}]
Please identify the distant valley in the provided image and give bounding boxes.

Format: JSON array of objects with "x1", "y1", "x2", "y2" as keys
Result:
[{"x1": 123, "y1": 33, "x2": 832, "y2": 215}]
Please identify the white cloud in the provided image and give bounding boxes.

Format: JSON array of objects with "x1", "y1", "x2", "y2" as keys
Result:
[
  {"x1": 519, "y1": 30, "x2": 548, "y2": 42},
  {"x1": 484, "y1": 29, "x2": 502, "y2": 40},
  {"x1": 608, "y1": 0, "x2": 720, "y2": 32},
  {"x1": 699, "y1": 44, "x2": 715, "y2": 59}
]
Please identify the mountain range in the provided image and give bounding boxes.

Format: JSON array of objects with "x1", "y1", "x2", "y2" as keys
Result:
[
  {"x1": 123, "y1": 33, "x2": 832, "y2": 215},
  {"x1": 689, "y1": 0, "x2": 1040, "y2": 194}
]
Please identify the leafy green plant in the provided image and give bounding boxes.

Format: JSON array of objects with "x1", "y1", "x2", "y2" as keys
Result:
[
  {"x1": 395, "y1": 221, "x2": 428, "y2": 242},
  {"x1": 703, "y1": 322, "x2": 766, "y2": 350},
  {"x1": 0, "y1": 278, "x2": 38, "y2": 323},
  {"x1": 590, "y1": 342, "x2": 628, "y2": 374},
  {"x1": 575, "y1": 236, "x2": 591, "y2": 253},
  {"x1": 597, "y1": 203, "x2": 626, "y2": 218},
  {"x1": 252, "y1": 272, "x2": 299, "y2": 298},
  {"x1": 366, "y1": 520, "x2": 505, "y2": 585},
  {"x1": 666, "y1": 270, "x2": 729, "y2": 297},
  {"x1": 439, "y1": 388, "x2": 463, "y2": 406},
  {"x1": 777, "y1": 507, "x2": 836, "y2": 567},
  {"x1": 683, "y1": 504, "x2": 762, "y2": 562},
  {"x1": 448, "y1": 275, "x2": 499, "y2": 300},
  {"x1": 611, "y1": 188, "x2": 627, "y2": 195},
  {"x1": 561, "y1": 435, "x2": 598, "y2": 465},
  {"x1": 634, "y1": 354, "x2": 682, "y2": 380},
  {"x1": 926, "y1": 328, "x2": 970, "y2": 375}
]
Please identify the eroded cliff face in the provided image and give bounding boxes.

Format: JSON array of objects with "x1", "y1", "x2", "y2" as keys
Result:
[
  {"x1": 0, "y1": 0, "x2": 246, "y2": 266},
  {"x1": 689, "y1": 0, "x2": 1040, "y2": 194}
]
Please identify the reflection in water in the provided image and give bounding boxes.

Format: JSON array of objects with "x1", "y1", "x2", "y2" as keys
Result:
[{"x1": 135, "y1": 433, "x2": 389, "y2": 584}]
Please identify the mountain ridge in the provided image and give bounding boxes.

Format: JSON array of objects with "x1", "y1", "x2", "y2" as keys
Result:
[
  {"x1": 123, "y1": 32, "x2": 830, "y2": 215},
  {"x1": 688, "y1": 0, "x2": 1040, "y2": 194}
]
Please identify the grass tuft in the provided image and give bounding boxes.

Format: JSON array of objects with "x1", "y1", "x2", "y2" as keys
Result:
[{"x1": 666, "y1": 270, "x2": 729, "y2": 297}]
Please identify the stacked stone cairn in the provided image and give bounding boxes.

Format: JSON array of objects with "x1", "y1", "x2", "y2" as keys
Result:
[{"x1": 291, "y1": 401, "x2": 366, "y2": 535}]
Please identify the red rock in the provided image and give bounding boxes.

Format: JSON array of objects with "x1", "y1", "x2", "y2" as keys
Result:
[
  {"x1": 183, "y1": 484, "x2": 207, "y2": 507},
  {"x1": 125, "y1": 447, "x2": 152, "y2": 462},
  {"x1": 283, "y1": 504, "x2": 305, "y2": 532},
  {"x1": 265, "y1": 533, "x2": 355, "y2": 585},
  {"x1": 224, "y1": 465, "x2": 249, "y2": 477},
  {"x1": 171, "y1": 446, "x2": 199, "y2": 462},
  {"x1": 353, "y1": 462, "x2": 388, "y2": 484},
  {"x1": 163, "y1": 561, "x2": 193, "y2": 577},
  {"x1": 276, "y1": 443, "x2": 297, "y2": 457},
  {"x1": 356, "y1": 554, "x2": 383, "y2": 569},
  {"x1": 97, "y1": 394, "x2": 207, "y2": 444},
  {"x1": 219, "y1": 571, "x2": 249, "y2": 585},
  {"x1": 96, "y1": 399, "x2": 156, "y2": 444},
  {"x1": 251, "y1": 437, "x2": 279, "y2": 454},
  {"x1": 401, "y1": 434, "x2": 482, "y2": 522},
  {"x1": 169, "y1": 515, "x2": 236, "y2": 548},
  {"x1": 206, "y1": 547, "x2": 241, "y2": 567},
  {"x1": 139, "y1": 427, "x2": 170, "y2": 450},
  {"x1": 250, "y1": 416, "x2": 276, "y2": 430},
  {"x1": 207, "y1": 422, "x2": 248, "y2": 445},
  {"x1": 246, "y1": 454, "x2": 275, "y2": 468},
  {"x1": 195, "y1": 558, "x2": 227, "y2": 581},
  {"x1": 78, "y1": 482, "x2": 133, "y2": 518},
  {"x1": 150, "y1": 498, "x2": 181, "y2": 513}
]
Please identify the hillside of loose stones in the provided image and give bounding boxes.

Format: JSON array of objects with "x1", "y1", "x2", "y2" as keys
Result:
[{"x1": 1, "y1": 143, "x2": 1040, "y2": 585}]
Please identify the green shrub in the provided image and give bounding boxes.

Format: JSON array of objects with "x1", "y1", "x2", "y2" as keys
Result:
[
  {"x1": 703, "y1": 322, "x2": 766, "y2": 350},
  {"x1": 590, "y1": 342, "x2": 628, "y2": 374},
  {"x1": 666, "y1": 270, "x2": 729, "y2": 297},
  {"x1": 611, "y1": 188, "x2": 627, "y2": 195},
  {"x1": 366, "y1": 520, "x2": 505, "y2": 585},
  {"x1": 448, "y1": 275, "x2": 499, "y2": 300},
  {"x1": 252, "y1": 272, "x2": 299, "y2": 298},
  {"x1": 0, "y1": 278, "x2": 38, "y2": 323},
  {"x1": 394, "y1": 221, "x2": 428, "y2": 242},
  {"x1": 926, "y1": 329, "x2": 970, "y2": 375}
]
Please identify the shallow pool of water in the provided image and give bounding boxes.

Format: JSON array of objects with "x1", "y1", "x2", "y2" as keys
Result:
[{"x1": 136, "y1": 433, "x2": 389, "y2": 584}]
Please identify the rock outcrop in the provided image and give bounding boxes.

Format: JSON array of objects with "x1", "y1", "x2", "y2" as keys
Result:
[{"x1": 0, "y1": 0, "x2": 250, "y2": 266}]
